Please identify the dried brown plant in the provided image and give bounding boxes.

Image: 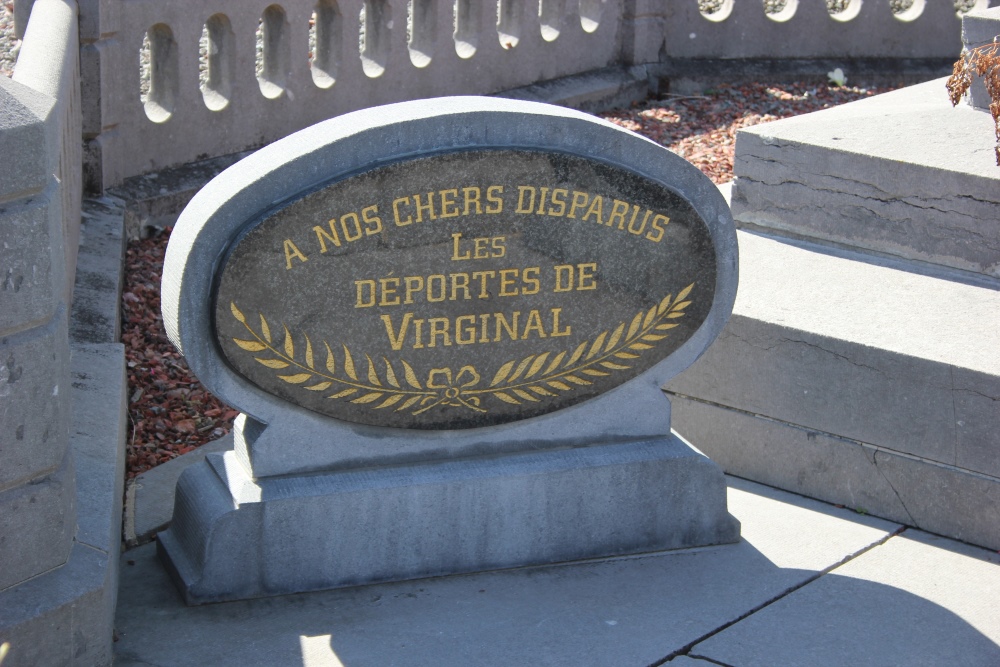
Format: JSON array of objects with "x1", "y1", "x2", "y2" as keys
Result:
[{"x1": 947, "y1": 38, "x2": 1000, "y2": 165}]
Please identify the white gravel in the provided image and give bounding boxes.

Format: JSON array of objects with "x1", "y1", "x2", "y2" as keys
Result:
[{"x1": 1, "y1": 2, "x2": 21, "y2": 78}]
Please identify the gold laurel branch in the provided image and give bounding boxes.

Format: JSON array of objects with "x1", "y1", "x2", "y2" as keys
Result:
[
  {"x1": 230, "y1": 302, "x2": 435, "y2": 413},
  {"x1": 466, "y1": 283, "x2": 694, "y2": 406}
]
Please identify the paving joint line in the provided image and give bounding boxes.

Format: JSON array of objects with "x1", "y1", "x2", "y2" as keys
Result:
[{"x1": 645, "y1": 524, "x2": 909, "y2": 667}]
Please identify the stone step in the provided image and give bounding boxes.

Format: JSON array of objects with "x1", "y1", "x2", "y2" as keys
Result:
[
  {"x1": 665, "y1": 227, "x2": 1000, "y2": 551},
  {"x1": 731, "y1": 78, "x2": 1000, "y2": 282}
]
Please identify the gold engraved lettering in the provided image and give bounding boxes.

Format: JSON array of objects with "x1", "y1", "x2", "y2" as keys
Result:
[
  {"x1": 426, "y1": 274, "x2": 446, "y2": 302},
  {"x1": 550, "y1": 308, "x2": 571, "y2": 336},
  {"x1": 462, "y1": 187, "x2": 482, "y2": 215},
  {"x1": 414, "y1": 192, "x2": 436, "y2": 222},
  {"x1": 381, "y1": 312, "x2": 412, "y2": 350},
  {"x1": 340, "y1": 212, "x2": 363, "y2": 242},
  {"x1": 536, "y1": 187, "x2": 550, "y2": 215},
  {"x1": 553, "y1": 264, "x2": 575, "y2": 292},
  {"x1": 629, "y1": 210, "x2": 652, "y2": 236},
  {"x1": 404, "y1": 276, "x2": 424, "y2": 304},
  {"x1": 472, "y1": 270, "x2": 496, "y2": 298},
  {"x1": 568, "y1": 191, "x2": 589, "y2": 219},
  {"x1": 646, "y1": 214, "x2": 669, "y2": 242},
  {"x1": 362, "y1": 205, "x2": 383, "y2": 235},
  {"x1": 229, "y1": 285, "x2": 694, "y2": 416},
  {"x1": 478, "y1": 313, "x2": 490, "y2": 343},
  {"x1": 355, "y1": 280, "x2": 376, "y2": 308},
  {"x1": 522, "y1": 267, "x2": 540, "y2": 295},
  {"x1": 473, "y1": 237, "x2": 490, "y2": 259},
  {"x1": 499, "y1": 269, "x2": 519, "y2": 297},
  {"x1": 379, "y1": 277, "x2": 401, "y2": 306},
  {"x1": 312, "y1": 221, "x2": 342, "y2": 253},
  {"x1": 450, "y1": 273, "x2": 471, "y2": 301},
  {"x1": 548, "y1": 189, "x2": 568, "y2": 217},
  {"x1": 283, "y1": 239, "x2": 308, "y2": 270},
  {"x1": 582, "y1": 195, "x2": 604, "y2": 225},
  {"x1": 412, "y1": 318, "x2": 425, "y2": 349},
  {"x1": 522, "y1": 309, "x2": 547, "y2": 339},
  {"x1": 494, "y1": 311, "x2": 519, "y2": 342},
  {"x1": 451, "y1": 233, "x2": 471, "y2": 260},
  {"x1": 577, "y1": 263, "x2": 598, "y2": 290},
  {"x1": 608, "y1": 199, "x2": 630, "y2": 229},
  {"x1": 428, "y1": 317, "x2": 452, "y2": 347},
  {"x1": 456, "y1": 315, "x2": 477, "y2": 345},
  {"x1": 491, "y1": 237, "x2": 506, "y2": 258},
  {"x1": 393, "y1": 197, "x2": 413, "y2": 226},
  {"x1": 516, "y1": 186, "x2": 536, "y2": 214},
  {"x1": 485, "y1": 185, "x2": 504, "y2": 213},
  {"x1": 439, "y1": 189, "x2": 460, "y2": 218}
]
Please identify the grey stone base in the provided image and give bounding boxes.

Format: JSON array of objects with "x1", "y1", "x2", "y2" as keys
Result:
[{"x1": 158, "y1": 435, "x2": 740, "y2": 605}]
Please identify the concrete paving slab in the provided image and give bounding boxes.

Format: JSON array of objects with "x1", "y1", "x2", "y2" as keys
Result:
[
  {"x1": 124, "y1": 433, "x2": 233, "y2": 546},
  {"x1": 693, "y1": 530, "x2": 1000, "y2": 667},
  {"x1": 114, "y1": 478, "x2": 898, "y2": 667}
]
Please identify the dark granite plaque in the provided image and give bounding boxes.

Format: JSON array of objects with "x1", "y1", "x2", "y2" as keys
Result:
[{"x1": 214, "y1": 149, "x2": 716, "y2": 429}]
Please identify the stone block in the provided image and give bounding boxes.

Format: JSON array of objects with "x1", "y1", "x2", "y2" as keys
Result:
[
  {"x1": 0, "y1": 77, "x2": 50, "y2": 201},
  {"x1": 961, "y1": 6, "x2": 1000, "y2": 112},
  {"x1": 70, "y1": 342, "x2": 127, "y2": 553},
  {"x1": 731, "y1": 79, "x2": 1000, "y2": 279},
  {"x1": 0, "y1": 192, "x2": 63, "y2": 330},
  {"x1": 0, "y1": 543, "x2": 115, "y2": 667},
  {"x1": 666, "y1": 231, "x2": 1000, "y2": 473},
  {"x1": 0, "y1": 310, "x2": 70, "y2": 489},
  {"x1": 70, "y1": 198, "x2": 125, "y2": 344},
  {"x1": 670, "y1": 395, "x2": 1000, "y2": 552},
  {"x1": 159, "y1": 436, "x2": 739, "y2": 604},
  {"x1": 0, "y1": 451, "x2": 75, "y2": 591}
]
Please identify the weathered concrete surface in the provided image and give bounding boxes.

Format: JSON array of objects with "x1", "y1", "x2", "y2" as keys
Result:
[
  {"x1": 115, "y1": 478, "x2": 903, "y2": 666},
  {"x1": 731, "y1": 79, "x2": 1000, "y2": 279},
  {"x1": 665, "y1": 229, "x2": 1000, "y2": 550},
  {"x1": 693, "y1": 530, "x2": 1000, "y2": 667}
]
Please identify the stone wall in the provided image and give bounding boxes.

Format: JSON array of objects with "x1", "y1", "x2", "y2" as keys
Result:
[{"x1": 66, "y1": 0, "x2": 990, "y2": 189}]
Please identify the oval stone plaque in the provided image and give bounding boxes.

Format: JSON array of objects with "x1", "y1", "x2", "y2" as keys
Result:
[
  {"x1": 163, "y1": 96, "x2": 737, "y2": 439},
  {"x1": 214, "y1": 148, "x2": 716, "y2": 429}
]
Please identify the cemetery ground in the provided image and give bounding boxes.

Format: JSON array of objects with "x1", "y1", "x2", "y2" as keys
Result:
[{"x1": 122, "y1": 80, "x2": 895, "y2": 478}]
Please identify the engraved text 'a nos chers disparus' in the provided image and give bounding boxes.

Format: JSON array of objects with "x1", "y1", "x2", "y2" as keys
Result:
[{"x1": 213, "y1": 150, "x2": 717, "y2": 429}]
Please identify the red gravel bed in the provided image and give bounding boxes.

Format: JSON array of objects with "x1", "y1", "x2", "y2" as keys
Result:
[{"x1": 122, "y1": 80, "x2": 894, "y2": 478}]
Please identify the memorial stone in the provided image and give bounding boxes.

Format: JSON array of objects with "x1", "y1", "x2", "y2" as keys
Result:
[{"x1": 158, "y1": 97, "x2": 741, "y2": 604}]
